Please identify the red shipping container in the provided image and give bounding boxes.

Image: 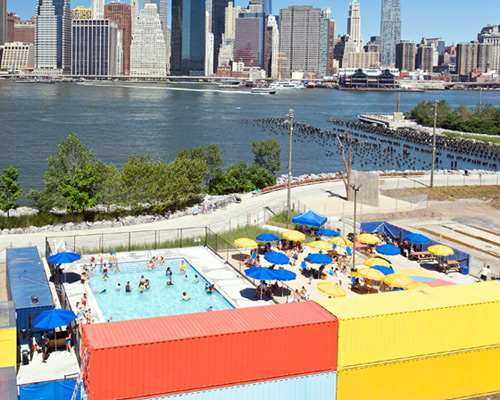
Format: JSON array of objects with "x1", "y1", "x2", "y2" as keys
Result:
[{"x1": 82, "y1": 301, "x2": 338, "y2": 400}]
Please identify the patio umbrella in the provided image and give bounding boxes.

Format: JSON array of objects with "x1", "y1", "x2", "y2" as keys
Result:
[
  {"x1": 364, "y1": 258, "x2": 391, "y2": 268},
  {"x1": 428, "y1": 245, "x2": 454, "y2": 257},
  {"x1": 47, "y1": 251, "x2": 81, "y2": 264},
  {"x1": 245, "y1": 267, "x2": 277, "y2": 281},
  {"x1": 371, "y1": 265, "x2": 394, "y2": 276},
  {"x1": 317, "y1": 229, "x2": 340, "y2": 237},
  {"x1": 376, "y1": 244, "x2": 401, "y2": 256},
  {"x1": 283, "y1": 230, "x2": 305, "y2": 241},
  {"x1": 384, "y1": 273, "x2": 413, "y2": 288},
  {"x1": 308, "y1": 240, "x2": 333, "y2": 251},
  {"x1": 317, "y1": 282, "x2": 346, "y2": 297},
  {"x1": 357, "y1": 234, "x2": 380, "y2": 245},
  {"x1": 272, "y1": 269, "x2": 296, "y2": 281},
  {"x1": 264, "y1": 251, "x2": 290, "y2": 265},
  {"x1": 33, "y1": 309, "x2": 77, "y2": 330},
  {"x1": 256, "y1": 233, "x2": 279, "y2": 242},
  {"x1": 234, "y1": 238, "x2": 258, "y2": 248},
  {"x1": 305, "y1": 253, "x2": 333, "y2": 265},
  {"x1": 329, "y1": 237, "x2": 353, "y2": 246},
  {"x1": 406, "y1": 233, "x2": 430, "y2": 244},
  {"x1": 358, "y1": 268, "x2": 385, "y2": 281},
  {"x1": 405, "y1": 282, "x2": 430, "y2": 290},
  {"x1": 398, "y1": 268, "x2": 437, "y2": 279}
]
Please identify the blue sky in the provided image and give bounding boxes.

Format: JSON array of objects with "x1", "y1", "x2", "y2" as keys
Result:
[{"x1": 10, "y1": 0, "x2": 500, "y2": 44}]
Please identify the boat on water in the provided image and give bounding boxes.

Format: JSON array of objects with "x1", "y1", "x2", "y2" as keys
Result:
[
  {"x1": 251, "y1": 87, "x2": 276, "y2": 95},
  {"x1": 218, "y1": 80, "x2": 243, "y2": 88},
  {"x1": 269, "y1": 80, "x2": 305, "y2": 90}
]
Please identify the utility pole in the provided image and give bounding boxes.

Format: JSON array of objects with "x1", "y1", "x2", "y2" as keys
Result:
[
  {"x1": 350, "y1": 184, "x2": 362, "y2": 271},
  {"x1": 287, "y1": 109, "x2": 294, "y2": 221},
  {"x1": 430, "y1": 100, "x2": 437, "y2": 187}
]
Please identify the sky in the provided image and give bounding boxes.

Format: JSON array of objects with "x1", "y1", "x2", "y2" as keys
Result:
[{"x1": 9, "y1": 0, "x2": 500, "y2": 45}]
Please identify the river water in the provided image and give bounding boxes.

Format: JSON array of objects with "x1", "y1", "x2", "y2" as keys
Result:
[{"x1": 1, "y1": 80, "x2": 499, "y2": 193}]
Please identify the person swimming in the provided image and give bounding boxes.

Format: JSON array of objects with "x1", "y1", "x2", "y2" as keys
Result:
[
  {"x1": 166, "y1": 278, "x2": 174, "y2": 286},
  {"x1": 125, "y1": 282, "x2": 132, "y2": 292},
  {"x1": 182, "y1": 292, "x2": 190, "y2": 301}
]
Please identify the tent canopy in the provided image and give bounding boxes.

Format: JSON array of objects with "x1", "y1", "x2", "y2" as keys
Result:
[{"x1": 291, "y1": 210, "x2": 327, "y2": 228}]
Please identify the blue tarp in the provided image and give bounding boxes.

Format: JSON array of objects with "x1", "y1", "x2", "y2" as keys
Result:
[
  {"x1": 19, "y1": 379, "x2": 81, "y2": 400},
  {"x1": 291, "y1": 210, "x2": 327, "y2": 228}
]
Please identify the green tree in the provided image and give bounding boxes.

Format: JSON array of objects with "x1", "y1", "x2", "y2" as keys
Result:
[
  {"x1": 211, "y1": 162, "x2": 275, "y2": 195},
  {"x1": 164, "y1": 153, "x2": 206, "y2": 207},
  {"x1": 119, "y1": 154, "x2": 157, "y2": 208},
  {"x1": 60, "y1": 162, "x2": 100, "y2": 212},
  {"x1": 251, "y1": 140, "x2": 282, "y2": 176},
  {"x1": 0, "y1": 166, "x2": 23, "y2": 217},
  {"x1": 95, "y1": 161, "x2": 122, "y2": 210},
  {"x1": 180, "y1": 144, "x2": 223, "y2": 193}
]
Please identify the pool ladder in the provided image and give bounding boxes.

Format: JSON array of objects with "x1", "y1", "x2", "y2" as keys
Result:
[{"x1": 71, "y1": 346, "x2": 89, "y2": 400}]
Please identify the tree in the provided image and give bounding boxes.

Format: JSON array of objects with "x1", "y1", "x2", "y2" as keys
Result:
[
  {"x1": 251, "y1": 140, "x2": 282, "y2": 176},
  {"x1": 119, "y1": 154, "x2": 157, "y2": 208},
  {"x1": 95, "y1": 161, "x2": 121, "y2": 211},
  {"x1": 164, "y1": 153, "x2": 206, "y2": 207},
  {"x1": 0, "y1": 166, "x2": 23, "y2": 217},
  {"x1": 60, "y1": 162, "x2": 100, "y2": 212},
  {"x1": 211, "y1": 162, "x2": 275, "y2": 195},
  {"x1": 180, "y1": 144, "x2": 223, "y2": 193}
]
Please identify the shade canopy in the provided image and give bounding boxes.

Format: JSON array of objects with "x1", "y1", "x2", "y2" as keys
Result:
[
  {"x1": 384, "y1": 273, "x2": 413, "y2": 288},
  {"x1": 33, "y1": 309, "x2": 77, "y2": 330},
  {"x1": 371, "y1": 265, "x2": 395, "y2": 276},
  {"x1": 47, "y1": 251, "x2": 81, "y2": 265},
  {"x1": 234, "y1": 238, "x2": 258, "y2": 248},
  {"x1": 264, "y1": 251, "x2": 290, "y2": 265},
  {"x1": 406, "y1": 233, "x2": 430, "y2": 244},
  {"x1": 282, "y1": 230, "x2": 306, "y2": 241},
  {"x1": 357, "y1": 234, "x2": 380, "y2": 245},
  {"x1": 358, "y1": 268, "x2": 385, "y2": 281},
  {"x1": 308, "y1": 240, "x2": 333, "y2": 251},
  {"x1": 428, "y1": 245, "x2": 454, "y2": 257},
  {"x1": 316, "y1": 229, "x2": 340, "y2": 237},
  {"x1": 317, "y1": 282, "x2": 346, "y2": 297},
  {"x1": 305, "y1": 253, "x2": 333, "y2": 265},
  {"x1": 405, "y1": 282, "x2": 430, "y2": 290},
  {"x1": 376, "y1": 244, "x2": 401, "y2": 256},
  {"x1": 291, "y1": 210, "x2": 327, "y2": 228},
  {"x1": 364, "y1": 258, "x2": 391, "y2": 268},
  {"x1": 256, "y1": 233, "x2": 279, "y2": 242},
  {"x1": 329, "y1": 237, "x2": 353, "y2": 246}
]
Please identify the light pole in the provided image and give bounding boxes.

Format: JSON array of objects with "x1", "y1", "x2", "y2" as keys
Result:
[
  {"x1": 287, "y1": 109, "x2": 294, "y2": 221},
  {"x1": 350, "y1": 184, "x2": 362, "y2": 270},
  {"x1": 430, "y1": 100, "x2": 437, "y2": 187}
]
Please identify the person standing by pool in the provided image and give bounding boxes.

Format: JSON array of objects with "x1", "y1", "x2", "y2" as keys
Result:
[
  {"x1": 103, "y1": 263, "x2": 108, "y2": 276},
  {"x1": 81, "y1": 293, "x2": 87, "y2": 308},
  {"x1": 109, "y1": 252, "x2": 116, "y2": 272},
  {"x1": 125, "y1": 282, "x2": 132, "y2": 292},
  {"x1": 65, "y1": 328, "x2": 72, "y2": 354},
  {"x1": 41, "y1": 331, "x2": 49, "y2": 363},
  {"x1": 180, "y1": 260, "x2": 186, "y2": 273},
  {"x1": 480, "y1": 265, "x2": 491, "y2": 281},
  {"x1": 139, "y1": 275, "x2": 146, "y2": 286}
]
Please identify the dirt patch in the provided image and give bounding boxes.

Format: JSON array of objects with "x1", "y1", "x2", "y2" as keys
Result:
[{"x1": 382, "y1": 185, "x2": 500, "y2": 202}]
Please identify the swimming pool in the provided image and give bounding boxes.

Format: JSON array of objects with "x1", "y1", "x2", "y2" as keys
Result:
[{"x1": 87, "y1": 258, "x2": 234, "y2": 322}]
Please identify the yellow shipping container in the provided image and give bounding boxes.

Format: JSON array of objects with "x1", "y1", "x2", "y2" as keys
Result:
[
  {"x1": 0, "y1": 328, "x2": 17, "y2": 368},
  {"x1": 337, "y1": 345, "x2": 500, "y2": 400},
  {"x1": 316, "y1": 281, "x2": 500, "y2": 369}
]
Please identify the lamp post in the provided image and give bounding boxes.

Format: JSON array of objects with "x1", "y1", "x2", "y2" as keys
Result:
[
  {"x1": 287, "y1": 109, "x2": 294, "y2": 221},
  {"x1": 430, "y1": 100, "x2": 437, "y2": 188},
  {"x1": 350, "y1": 184, "x2": 362, "y2": 270}
]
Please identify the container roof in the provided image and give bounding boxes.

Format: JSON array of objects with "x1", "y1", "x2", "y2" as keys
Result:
[
  {"x1": 6, "y1": 247, "x2": 54, "y2": 309},
  {"x1": 316, "y1": 281, "x2": 500, "y2": 319},
  {"x1": 83, "y1": 302, "x2": 337, "y2": 350},
  {"x1": 0, "y1": 301, "x2": 16, "y2": 329}
]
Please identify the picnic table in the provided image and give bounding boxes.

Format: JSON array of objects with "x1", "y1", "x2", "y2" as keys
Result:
[
  {"x1": 437, "y1": 260, "x2": 461, "y2": 275},
  {"x1": 409, "y1": 251, "x2": 436, "y2": 263}
]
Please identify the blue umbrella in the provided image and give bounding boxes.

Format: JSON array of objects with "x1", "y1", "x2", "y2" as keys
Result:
[
  {"x1": 245, "y1": 267, "x2": 278, "y2": 281},
  {"x1": 33, "y1": 309, "x2": 77, "y2": 330},
  {"x1": 406, "y1": 233, "x2": 430, "y2": 244},
  {"x1": 47, "y1": 251, "x2": 81, "y2": 264},
  {"x1": 305, "y1": 253, "x2": 333, "y2": 264},
  {"x1": 256, "y1": 233, "x2": 279, "y2": 242},
  {"x1": 376, "y1": 244, "x2": 401, "y2": 256},
  {"x1": 272, "y1": 269, "x2": 297, "y2": 281},
  {"x1": 316, "y1": 229, "x2": 340, "y2": 237},
  {"x1": 264, "y1": 251, "x2": 290, "y2": 265},
  {"x1": 372, "y1": 265, "x2": 395, "y2": 276}
]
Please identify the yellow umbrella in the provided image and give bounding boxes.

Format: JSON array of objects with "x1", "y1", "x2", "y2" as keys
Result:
[
  {"x1": 357, "y1": 233, "x2": 380, "y2": 245},
  {"x1": 329, "y1": 237, "x2": 353, "y2": 246},
  {"x1": 358, "y1": 268, "x2": 385, "y2": 281},
  {"x1": 384, "y1": 273, "x2": 413, "y2": 288},
  {"x1": 317, "y1": 282, "x2": 346, "y2": 297},
  {"x1": 283, "y1": 230, "x2": 306, "y2": 241},
  {"x1": 405, "y1": 282, "x2": 430, "y2": 290},
  {"x1": 309, "y1": 240, "x2": 333, "y2": 251},
  {"x1": 364, "y1": 258, "x2": 391, "y2": 268},
  {"x1": 398, "y1": 268, "x2": 437, "y2": 279},
  {"x1": 428, "y1": 245, "x2": 454, "y2": 257},
  {"x1": 234, "y1": 238, "x2": 258, "y2": 248}
]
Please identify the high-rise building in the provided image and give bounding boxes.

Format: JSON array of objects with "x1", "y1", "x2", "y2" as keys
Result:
[
  {"x1": 478, "y1": 25, "x2": 500, "y2": 72},
  {"x1": 104, "y1": 1, "x2": 132, "y2": 75},
  {"x1": 380, "y1": 0, "x2": 401, "y2": 66},
  {"x1": 14, "y1": 18, "x2": 35, "y2": 44},
  {"x1": 395, "y1": 40, "x2": 415, "y2": 71},
  {"x1": 130, "y1": 0, "x2": 139, "y2": 31},
  {"x1": 1, "y1": 42, "x2": 34, "y2": 72},
  {"x1": 347, "y1": 0, "x2": 363, "y2": 52},
  {"x1": 205, "y1": 11, "x2": 214, "y2": 75},
  {"x1": 72, "y1": 6, "x2": 92, "y2": 20},
  {"x1": 7, "y1": 13, "x2": 20, "y2": 43},
  {"x1": 415, "y1": 45, "x2": 433, "y2": 73},
  {"x1": 279, "y1": 5, "x2": 321, "y2": 78},
  {"x1": 234, "y1": 12, "x2": 264, "y2": 68},
  {"x1": 224, "y1": 2, "x2": 241, "y2": 40},
  {"x1": 130, "y1": 4, "x2": 166, "y2": 76},
  {"x1": 72, "y1": 19, "x2": 118, "y2": 76},
  {"x1": 92, "y1": 0, "x2": 104, "y2": 19},
  {"x1": 344, "y1": 51, "x2": 380, "y2": 69},
  {"x1": 35, "y1": 0, "x2": 71, "y2": 73},
  {"x1": 171, "y1": 0, "x2": 205, "y2": 75},
  {"x1": 456, "y1": 41, "x2": 478, "y2": 76},
  {"x1": 318, "y1": 15, "x2": 329, "y2": 77},
  {"x1": 212, "y1": 0, "x2": 231, "y2": 69},
  {"x1": 421, "y1": 37, "x2": 445, "y2": 55},
  {"x1": 478, "y1": 43, "x2": 493, "y2": 71},
  {"x1": 327, "y1": 19, "x2": 337, "y2": 75},
  {"x1": 0, "y1": 0, "x2": 6, "y2": 46},
  {"x1": 143, "y1": 0, "x2": 168, "y2": 55},
  {"x1": 263, "y1": 15, "x2": 278, "y2": 78}
]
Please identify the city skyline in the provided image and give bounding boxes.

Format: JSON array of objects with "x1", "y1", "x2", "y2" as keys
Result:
[{"x1": 8, "y1": 0, "x2": 500, "y2": 45}]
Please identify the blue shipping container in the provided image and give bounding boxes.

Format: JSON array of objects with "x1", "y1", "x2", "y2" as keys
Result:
[
  {"x1": 148, "y1": 372, "x2": 337, "y2": 400},
  {"x1": 6, "y1": 247, "x2": 55, "y2": 343}
]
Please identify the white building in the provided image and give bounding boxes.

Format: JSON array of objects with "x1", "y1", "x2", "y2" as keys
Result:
[
  {"x1": 130, "y1": 0, "x2": 139, "y2": 32},
  {"x1": 91, "y1": 0, "x2": 104, "y2": 19},
  {"x1": 267, "y1": 15, "x2": 279, "y2": 78},
  {"x1": 205, "y1": 11, "x2": 214, "y2": 76},
  {"x1": 347, "y1": 0, "x2": 363, "y2": 52},
  {"x1": 130, "y1": 4, "x2": 166, "y2": 76},
  {"x1": 1, "y1": 42, "x2": 34, "y2": 73},
  {"x1": 218, "y1": 34, "x2": 234, "y2": 66}
]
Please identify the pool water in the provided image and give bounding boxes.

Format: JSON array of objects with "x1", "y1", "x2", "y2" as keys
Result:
[{"x1": 88, "y1": 258, "x2": 234, "y2": 322}]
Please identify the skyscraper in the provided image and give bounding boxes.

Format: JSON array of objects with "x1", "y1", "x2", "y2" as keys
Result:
[
  {"x1": 234, "y1": 13, "x2": 264, "y2": 68},
  {"x1": 171, "y1": 0, "x2": 205, "y2": 75},
  {"x1": 92, "y1": 0, "x2": 104, "y2": 19},
  {"x1": 35, "y1": 0, "x2": 71, "y2": 73},
  {"x1": 478, "y1": 25, "x2": 500, "y2": 72},
  {"x1": 212, "y1": 0, "x2": 231, "y2": 68},
  {"x1": 415, "y1": 45, "x2": 433, "y2": 73},
  {"x1": 347, "y1": 0, "x2": 363, "y2": 52},
  {"x1": 0, "y1": 0, "x2": 7, "y2": 46},
  {"x1": 205, "y1": 11, "x2": 214, "y2": 75},
  {"x1": 130, "y1": 0, "x2": 139, "y2": 31},
  {"x1": 104, "y1": 1, "x2": 132, "y2": 75},
  {"x1": 380, "y1": 0, "x2": 401, "y2": 66},
  {"x1": 456, "y1": 41, "x2": 478, "y2": 77},
  {"x1": 143, "y1": 0, "x2": 168, "y2": 41},
  {"x1": 263, "y1": 15, "x2": 279, "y2": 78},
  {"x1": 318, "y1": 15, "x2": 329, "y2": 76},
  {"x1": 395, "y1": 40, "x2": 415, "y2": 71}
]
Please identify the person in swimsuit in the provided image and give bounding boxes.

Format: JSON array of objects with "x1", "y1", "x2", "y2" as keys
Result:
[{"x1": 65, "y1": 328, "x2": 72, "y2": 353}]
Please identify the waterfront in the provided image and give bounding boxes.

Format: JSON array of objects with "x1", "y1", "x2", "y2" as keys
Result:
[{"x1": 1, "y1": 80, "x2": 499, "y2": 193}]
